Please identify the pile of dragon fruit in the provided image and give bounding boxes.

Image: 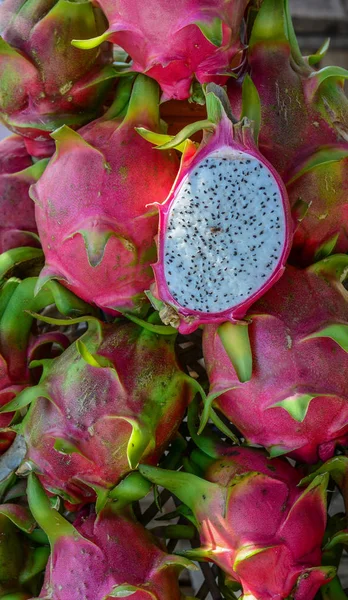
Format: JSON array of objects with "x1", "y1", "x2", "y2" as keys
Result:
[{"x1": 1, "y1": 0, "x2": 348, "y2": 598}]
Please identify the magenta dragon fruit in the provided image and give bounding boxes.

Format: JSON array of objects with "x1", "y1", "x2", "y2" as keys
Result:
[
  {"x1": 0, "y1": 0, "x2": 115, "y2": 157},
  {"x1": 2, "y1": 315, "x2": 193, "y2": 507},
  {"x1": 73, "y1": 0, "x2": 250, "y2": 101},
  {"x1": 228, "y1": 0, "x2": 348, "y2": 180},
  {"x1": 27, "y1": 473, "x2": 194, "y2": 600},
  {"x1": 0, "y1": 136, "x2": 49, "y2": 254},
  {"x1": 286, "y1": 145, "x2": 348, "y2": 266},
  {"x1": 202, "y1": 254, "x2": 348, "y2": 464},
  {"x1": 31, "y1": 75, "x2": 179, "y2": 314},
  {"x1": 140, "y1": 84, "x2": 291, "y2": 334},
  {"x1": 140, "y1": 444, "x2": 334, "y2": 600},
  {"x1": 0, "y1": 247, "x2": 90, "y2": 453}
]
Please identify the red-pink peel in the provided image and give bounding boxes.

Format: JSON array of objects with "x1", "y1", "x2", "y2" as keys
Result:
[
  {"x1": 140, "y1": 446, "x2": 334, "y2": 600},
  {"x1": 32, "y1": 75, "x2": 179, "y2": 314},
  {"x1": 73, "y1": 0, "x2": 250, "y2": 101},
  {"x1": 202, "y1": 255, "x2": 348, "y2": 463},
  {"x1": 0, "y1": 0, "x2": 115, "y2": 156},
  {"x1": 228, "y1": 0, "x2": 348, "y2": 180},
  {"x1": 28, "y1": 475, "x2": 192, "y2": 600},
  {"x1": 9, "y1": 317, "x2": 193, "y2": 507}
]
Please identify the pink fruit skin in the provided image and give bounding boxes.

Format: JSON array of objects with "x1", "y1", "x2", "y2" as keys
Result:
[
  {"x1": 23, "y1": 320, "x2": 192, "y2": 506},
  {"x1": 152, "y1": 112, "x2": 292, "y2": 334},
  {"x1": 0, "y1": 135, "x2": 40, "y2": 253},
  {"x1": 203, "y1": 261, "x2": 348, "y2": 463},
  {"x1": 31, "y1": 81, "x2": 179, "y2": 314},
  {"x1": 228, "y1": 4, "x2": 348, "y2": 180},
  {"x1": 200, "y1": 448, "x2": 330, "y2": 599},
  {"x1": 286, "y1": 146, "x2": 348, "y2": 266},
  {"x1": 141, "y1": 447, "x2": 333, "y2": 600},
  {"x1": 246, "y1": 51, "x2": 348, "y2": 180},
  {"x1": 202, "y1": 446, "x2": 302, "y2": 490},
  {"x1": 92, "y1": 0, "x2": 250, "y2": 100},
  {"x1": 0, "y1": 0, "x2": 114, "y2": 154},
  {"x1": 39, "y1": 507, "x2": 184, "y2": 599}
]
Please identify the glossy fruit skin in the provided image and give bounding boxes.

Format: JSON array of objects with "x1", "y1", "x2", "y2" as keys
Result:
[
  {"x1": 140, "y1": 450, "x2": 334, "y2": 600},
  {"x1": 0, "y1": 0, "x2": 115, "y2": 155},
  {"x1": 81, "y1": 0, "x2": 250, "y2": 100},
  {"x1": 38, "y1": 506, "x2": 187, "y2": 600},
  {"x1": 18, "y1": 318, "x2": 192, "y2": 507},
  {"x1": 228, "y1": 0, "x2": 348, "y2": 180},
  {"x1": 32, "y1": 76, "x2": 179, "y2": 314},
  {"x1": 203, "y1": 257, "x2": 348, "y2": 463}
]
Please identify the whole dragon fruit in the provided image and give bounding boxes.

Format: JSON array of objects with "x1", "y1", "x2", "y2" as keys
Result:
[
  {"x1": 286, "y1": 145, "x2": 348, "y2": 266},
  {"x1": 228, "y1": 0, "x2": 348, "y2": 180},
  {"x1": 3, "y1": 315, "x2": 193, "y2": 507},
  {"x1": 73, "y1": 0, "x2": 250, "y2": 101},
  {"x1": 31, "y1": 75, "x2": 179, "y2": 314},
  {"x1": 0, "y1": 247, "x2": 90, "y2": 453},
  {"x1": 202, "y1": 254, "x2": 348, "y2": 464},
  {"x1": 27, "y1": 473, "x2": 194, "y2": 600},
  {"x1": 0, "y1": 136, "x2": 48, "y2": 254},
  {"x1": 140, "y1": 445, "x2": 334, "y2": 600},
  {"x1": 0, "y1": 0, "x2": 115, "y2": 157},
  {"x1": 140, "y1": 84, "x2": 291, "y2": 334}
]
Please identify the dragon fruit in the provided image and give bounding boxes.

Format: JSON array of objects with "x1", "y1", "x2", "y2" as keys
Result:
[
  {"x1": 0, "y1": 247, "x2": 90, "y2": 453},
  {"x1": 0, "y1": 0, "x2": 115, "y2": 157},
  {"x1": 27, "y1": 473, "x2": 194, "y2": 600},
  {"x1": 141, "y1": 84, "x2": 291, "y2": 334},
  {"x1": 31, "y1": 75, "x2": 179, "y2": 314},
  {"x1": 202, "y1": 254, "x2": 348, "y2": 464},
  {"x1": 228, "y1": 0, "x2": 348, "y2": 180},
  {"x1": 140, "y1": 444, "x2": 334, "y2": 600},
  {"x1": 73, "y1": 0, "x2": 250, "y2": 101},
  {"x1": 286, "y1": 145, "x2": 348, "y2": 266},
  {"x1": 2, "y1": 315, "x2": 193, "y2": 507},
  {"x1": 0, "y1": 136, "x2": 49, "y2": 254}
]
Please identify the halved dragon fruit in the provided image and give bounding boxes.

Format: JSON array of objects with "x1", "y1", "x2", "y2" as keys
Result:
[
  {"x1": 140, "y1": 443, "x2": 334, "y2": 600},
  {"x1": 73, "y1": 0, "x2": 250, "y2": 101},
  {"x1": 2, "y1": 315, "x2": 193, "y2": 507},
  {"x1": 202, "y1": 254, "x2": 348, "y2": 464},
  {"x1": 140, "y1": 84, "x2": 292, "y2": 334},
  {"x1": 0, "y1": 0, "x2": 115, "y2": 157},
  {"x1": 0, "y1": 136, "x2": 48, "y2": 254},
  {"x1": 228, "y1": 0, "x2": 348, "y2": 180},
  {"x1": 28, "y1": 473, "x2": 194, "y2": 600},
  {"x1": 31, "y1": 75, "x2": 179, "y2": 314}
]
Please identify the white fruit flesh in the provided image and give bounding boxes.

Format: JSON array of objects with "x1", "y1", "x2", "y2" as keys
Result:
[{"x1": 164, "y1": 148, "x2": 286, "y2": 313}]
